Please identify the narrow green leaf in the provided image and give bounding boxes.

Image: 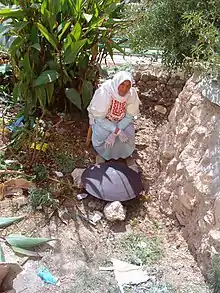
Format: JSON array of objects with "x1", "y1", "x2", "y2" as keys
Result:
[
  {"x1": 23, "y1": 53, "x2": 32, "y2": 73},
  {"x1": 0, "y1": 216, "x2": 25, "y2": 228},
  {"x1": 58, "y1": 21, "x2": 71, "y2": 41},
  {"x1": 82, "y1": 80, "x2": 93, "y2": 108},
  {"x1": 71, "y1": 22, "x2": 82, "y2": 41},
  {"x1": 11, "y1": 246, "x2": 39, "y2": 257},
  {"x1": 33, "y1": 70, "x2": 59, "y2": 87},
  {"x1": 75, "y1": 0, "x2": 83, "y2": 13},
  {"x1": 45, "y1": 83, "x2": 54, "y2": 105},
  {"x1": 0, "y1": 244, "x2": 5, "y2": 262},
  {"x1": 14, "y1": 21, "x2": 28, "y2": 32},
  {"x1": 65, "y1": 88, "x2": 81, "y2": 110},
  {"x1": 31, "y1": 43, "x2": 41, "y2": 52},
  {"x1": 64, "y1": 39, "x2": 87, "y2": 64},
  {"x1": 0, "y1": 8, "x2": 25, "y2": 19},
  {"x1": 112, "y1": 40, "x2": 126, "y2": 55},
  {"x1": 35, "y1": 86, "x2": 47, "y2": 109},
  {"x1": 83, "y1": 13, "x2": 93, "y2": 23},
  {"x1": 6, "y1": 234, "x2": 56, "y2": 249},
  {"x1": 37, "y1": 23, "x2": 58, "y2": 50}
]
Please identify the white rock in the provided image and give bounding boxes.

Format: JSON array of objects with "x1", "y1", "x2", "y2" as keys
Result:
[
  {"x1": 90, "y1": 211, "x2": 103, "y2": 223},
  {"x1": 154, "y1": 105, "x2": 167, "y2": 115},
  {"x1": 71, "y1": 168, "x2": 85, "y2": 189},
  {"x1": 54, "y1": 171, "x2": 64, "y2": 178},
  {"x1": 104, "y1": 201, "x2": 126, "y2": 222}
]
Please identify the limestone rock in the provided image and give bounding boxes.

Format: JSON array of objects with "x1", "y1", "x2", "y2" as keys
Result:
[
  {"x1": 154, "y1": 105, "x2": 167, "y2": 115},
  {"x1": 104, "y1": 201, "x2": 126, "y2": 222},
  {"x1": 159, "y1": 75, "x2": 220, "y2": 275},
  {"x1": 71, "y1": 168, "x2": 85, "y2": 189},
  {"x1": 133, "y1": 71, "x2": 141, "y2": 82}
]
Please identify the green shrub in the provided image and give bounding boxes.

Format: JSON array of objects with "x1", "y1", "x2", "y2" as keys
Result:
[
  {"x1": 0, "y1": 0, "x2": 125, "y2": 118},
  {"x1": 125, "y1": 0, "x2": 220, "y2": 69}
]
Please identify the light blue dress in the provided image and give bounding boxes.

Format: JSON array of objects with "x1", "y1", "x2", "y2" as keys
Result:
[{"x1": 92, "y1": 113, "x2": 135, "y2": 160}]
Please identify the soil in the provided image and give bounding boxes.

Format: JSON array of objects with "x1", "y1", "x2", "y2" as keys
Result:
[{"x1": 0, "y1": 84, "x2": 212, "y2": 293}]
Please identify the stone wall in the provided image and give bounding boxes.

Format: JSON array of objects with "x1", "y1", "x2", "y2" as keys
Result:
[
  {"x1": 133, "y1": 70, "x2": 186, "y2": 112},
  {"x1": 159, "y1": 75, "x2": 220, "y2": 275}
]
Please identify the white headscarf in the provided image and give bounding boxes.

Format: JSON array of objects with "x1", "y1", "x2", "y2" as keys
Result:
[
  {"x1": 88, "y1": 71, "x2": 140, "y2": 122},
  {"x1": 110, "y1": 71, "x2": 133, "y2": 101}
]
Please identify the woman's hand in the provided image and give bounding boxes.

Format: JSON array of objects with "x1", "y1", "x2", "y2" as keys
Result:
[
  {"x1": 119, "y1": 130, "x2": 128, "y2": 143},
  {"x1": 105, "y1": 132, "x2": 116, "y2": 148}
]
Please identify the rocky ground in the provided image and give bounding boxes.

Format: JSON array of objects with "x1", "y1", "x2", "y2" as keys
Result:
[{"x1": 0, "y1": 90, "x2": 212, "y2": 292}]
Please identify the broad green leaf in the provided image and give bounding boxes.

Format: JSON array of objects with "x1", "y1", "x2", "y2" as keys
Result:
[
  {"x1": 11, "y1": 246, "x2": 39, "y2": 257},
  {"x1": 0, "y1": 216, "x2": 25, "y2": 228},
  {"x1": 31, "y1": 43, "x2": 41, "y2": 52},
  {"x1": 47, "y1": 60, "x2": 61, "y2": 71},
  {"x1": 0, "y1": 244, "x2": 5, "y2": 262},
  {"x1": 37, "y1": 23, "x2": 58, "y2": 50},
  {"x1": 58, "y1": 21, "x2": 71, "y2": 41},
  {"x1": 9, "y1": 37, "x2": 24, "y2": 57},
  {"x1": 33, "y1": 70, "x2": 59, "y2": 87},
  {"x1": 0, "y1": 8, "x2": 25, "y2": 19},
  {"x1": 71, "y1": 22, "x2": 81, "y2": 41},
  {"x1": 64, "y1": 35, "x2": 72, "y2": 50},
  {"x1": 64, "y1": 39, "x2": 87, "y2": 64},
  {"x1": 65, "y1": 88, "x2": 81, "y2": 110},
  {"x1": 82, "y1": 80, "x2": 93, "y2": 108},
  {"x1": 6, "y1": 234, "x2": 55, "y2": 249},
  {"x1": 83, "y1": 13, "x2": 93, "y2": 23}
]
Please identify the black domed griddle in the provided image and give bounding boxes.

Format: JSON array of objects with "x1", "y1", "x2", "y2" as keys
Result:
[{"x1": 81, "y1": 162, "x2": 144, "y2": 202}]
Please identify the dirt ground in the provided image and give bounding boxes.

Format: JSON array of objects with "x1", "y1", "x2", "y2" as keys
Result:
[{"x1": 0, "y1": 86, "x2": 212, "y2": 293}]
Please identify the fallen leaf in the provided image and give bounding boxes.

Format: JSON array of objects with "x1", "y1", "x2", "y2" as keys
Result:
[
  {"x1": 0, "y1": 216, "x2": 25, "y2": 228},
  {"x1": 10, "y1": 246, "x2": 40, "y2": 257},
  {"x1": 6, "y1": 234, "x2": 56, "y2": 249},
  {"x1": 4, "y1": 178, "x2": 35, "y2": 190},
  {"x1": 0, "y1": 243, "x2": 5, "y2": 262}
]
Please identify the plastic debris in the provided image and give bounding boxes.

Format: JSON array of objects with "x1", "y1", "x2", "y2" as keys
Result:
[
  {"x1": 76, "y1": 193, "x2": 88, "y2": 200},
  {"x1": 7, "y1": 115, "x2": 24, "y2": 132},
  {"x1": 37, "y1": 268, "x2": 58, "y2": 285},
  {"x1": 30, "y1": 142, "x2": 48, "y2": 152},
  {"x1": 99, "y1": 258, "x2": 152, "y2": 292}
]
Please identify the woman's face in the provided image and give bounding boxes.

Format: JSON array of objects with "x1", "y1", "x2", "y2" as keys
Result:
[{"x1": 118, "y1": 80, "x2": 131, "y2": 97}]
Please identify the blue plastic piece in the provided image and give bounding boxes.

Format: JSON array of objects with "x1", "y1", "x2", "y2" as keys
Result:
[
  {"x1": 37, "y1": 268, "x2": 58, "y2": 285},
  {"x1": 7, "y1": 115, "x2": 24, "y2": 132}
]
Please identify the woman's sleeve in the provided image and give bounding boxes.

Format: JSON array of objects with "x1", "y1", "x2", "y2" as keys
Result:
[
  {"x1": 117, "y1": 113, "x2": 133, "y2": 130},
  {"x1": 88, "y1": 86, "x2": 116, "y2": 133},
  {"x1": 96, "y1": 117, "x2": 116, "y2": 132}
]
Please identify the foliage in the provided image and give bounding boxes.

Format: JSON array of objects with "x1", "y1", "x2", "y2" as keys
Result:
[
  {"x1": 28, "y1": 187, "x2": 59, "y2": 210},
  {"x1": 209, "y1": 254, "x2": 220, "y2": 293},
  {"x1": 55, "y1": 152, "x2": 77, "y2": 173},
  {"x1": 0, "y1": 215, "x2": 25, "y2": 228},
  {"x1": 32, "y1": 164, "x2": 48, "y2": 181},
  {"x1": 120, "y1": 233, "x2": 162, "y2": 265},
  {"x1": 0, "y1": 0, "x2": 126, "y2": 118},
  {"x1": 125, "y1": 0, "x2": 220, "y2": 69}
]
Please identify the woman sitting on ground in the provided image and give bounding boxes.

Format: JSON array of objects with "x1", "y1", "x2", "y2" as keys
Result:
[{"x1": 87, "y1": 71, "x2": 141, "y2": 164}]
